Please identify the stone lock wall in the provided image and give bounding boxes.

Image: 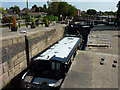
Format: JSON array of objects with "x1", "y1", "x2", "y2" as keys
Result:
[
  {"x1": 28, "y1": 28, "x2": 64, "y2": 63},
  {"x1": 0, "y1": 25, "x2": 65, "y2": 89},
  {"x1": 0, "y1": 36, "x2": 27, "y2": 89}
]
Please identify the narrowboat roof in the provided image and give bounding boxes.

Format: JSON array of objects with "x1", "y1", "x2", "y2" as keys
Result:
[{"x1": 34, "y1": 37, "x2": 80, "y2": 62}]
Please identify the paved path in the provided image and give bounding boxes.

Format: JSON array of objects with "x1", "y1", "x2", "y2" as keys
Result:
[
  {"x1": 0, "y1": 23, "x2": 66, "y2": 39},
  {"x1": 61, "y1": 51, "x2": 93, "y2": 88},
  {"x1": 61, "y1": 51, "x2": 118, "y2": 88}
]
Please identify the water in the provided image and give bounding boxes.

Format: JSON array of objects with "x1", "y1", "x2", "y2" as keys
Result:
[{"x1": 1, "y1": 2, "x2": 118, "y2": 11}]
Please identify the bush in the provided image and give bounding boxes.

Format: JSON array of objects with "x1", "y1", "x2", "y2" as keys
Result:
[
  {"x1": 25, "y1": 13, "x2": 31, "y2": 22},
  {"x1": 16, "y1": 17, "x2": 22, "y2": 20},
  {"x1": 54, "y1": 16, "x2": 58, "y2": 21},
  {"x1": 12, "y1": 16, "x2": 17, "y2": 28},
  {"x1": 35, "y1": 15, "x2": 41, "y2": 18},
  {"x1": 45, "y1": 19, "x2": 49, "y2": 27},
  {"x1": 11, "y1": 16, "x2": 17, "y2": 31},
  {"x1": 49, "y1": 15, "x2": 54, "y2": 22},
  {"x1": 31, "y1": 18, "x2": 36, "y2": 28},
  {"x1": 2, "y1": 16, "x2": 13, "y2": 23}
]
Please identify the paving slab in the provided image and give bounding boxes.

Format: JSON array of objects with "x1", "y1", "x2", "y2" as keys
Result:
[
  {"x1": 61, "y1": 51, "x2": 118, "y2": 88},
  {"x1": 61, "y1": 51, "x2": 93, "y2": 88}
]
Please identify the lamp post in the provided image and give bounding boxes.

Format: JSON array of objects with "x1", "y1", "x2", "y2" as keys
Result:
[
  {"x1": 26, "y1": 0, "x2": 28, "y2": 28},
  {"x1": 117, "y1": 1, "x2": 120, "y2": 21},
  {"x1": 27, "y1": 0, "x2": 28, "y2": 13}
]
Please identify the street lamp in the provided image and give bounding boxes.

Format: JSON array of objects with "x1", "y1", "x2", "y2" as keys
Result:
[{"x1": 26, "y1": 0, "x2": 28, "y2": 28}]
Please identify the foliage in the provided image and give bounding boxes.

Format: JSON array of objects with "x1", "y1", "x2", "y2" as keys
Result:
[
  {"x1": 87, "y1": 9, "x2": 97, "y2": 16},
  {"x1": 31, "y1": 18, "x2": 36, "y2": 28},
  {"x1": 54, "y1": 16, "x2": 58, "y2": 21},
  {"x1": 16, "y1": 17, "x2": 22, "y2": 20},
  {"x1": 35, "y1": 15, "x2": 41, "y2": 18},
  {"x1": 48, "y1": 2, "x2": 59, "y2": 16},
  {"x1": 12, "y1": 16, "x2": 17, "y2": 28},
  {"x1": 9, "y1": 6, "x2": 20, "y2": 14},
  {"x1": 25, "y1": 13, "x2": 31, "y2": 22},
  {"x1": 31, "y1": 18, "x2": 35, "y2": 25},
  {"x1": 42, "y1": 4, "x2": 47, "y2": 12},
  {"x1": 2, "y1": 16, "x2": 13, "y2": 23},
  {"x1": 48, "y1": 2, "x2": 77, "y2": 18},
  {"x1": 32, "y1": 4, "x2": 47, "y2": 12},
  {"x1": 45, "y1": 18, "x2": 49, "y2": 27},
  {"x1": 49, "y1": 15, "x2": 54, "y2": 21},
  {"x1": 43, "y1": 15, "x2": 59, "y2": 22},
  {"x1": 0, "y1": 7, "x2": 5, "y2": 14}
]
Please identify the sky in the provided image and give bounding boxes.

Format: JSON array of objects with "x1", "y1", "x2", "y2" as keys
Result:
[
  {"x1": 1, "y1": 0, "x2": 120, "y2": 2},
  {"x1": 1, "y1": 0, "x2": 119, "y2": 11}
]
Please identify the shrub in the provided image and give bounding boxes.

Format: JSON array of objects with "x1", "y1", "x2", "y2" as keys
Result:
[
  {"x1": 2, "y1": 16, "x2": 13, "y2": 23},
  {"x1": 31, "y1": 18, "x2": 36, "y2": 28},
  {"x1": 45, "y1": 18, "x2": 49, "y2": 27},
  {"x1": 54, "y1": 16, "x2": 58, "y2": 21},
  {"x1": 25, "y1": 13, "x2": 31, "y2": 22},
  {"x1": 12, "y1": 16, "x2": 17, "y2": 28},
  {"x1": 11, "y1": 16, "x2": 17, "y2": 31}
]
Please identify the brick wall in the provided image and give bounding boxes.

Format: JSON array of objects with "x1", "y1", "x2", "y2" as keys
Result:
[{"x1": 0, "y1": 24, "x2": 65, "y2": 89}]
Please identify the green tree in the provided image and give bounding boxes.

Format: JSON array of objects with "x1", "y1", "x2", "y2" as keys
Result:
[
  {"x1": 48, "y1": 2, "x2": 59, "y2": 16},
  {"x1": 13, "y1": 6, "x2": 20, "y2": 14},
  {"x1": 32, "y1": 5, "x2": 37, "y2": 9},
  {"x1": 87, "y1": 9, "x2": 97, "y2": 16},
  {"x1": 48, "y1": 1, "x2": 77, "y2": 18},
  {"x1": 42, "y1": 4, "x2": 47, "y2": 12},
  {"x1": 67, "y1": 5, "x2": 77, "y2": 17},
  {"x1": 0, "y1": 7, "x2": 5, "y2": 14},
  {"x1": 9, "y1": 6, "x2": 14, "y2": 9},
  {"x1": 108, "y1": 11, "x2": 115, "y2": 15}
]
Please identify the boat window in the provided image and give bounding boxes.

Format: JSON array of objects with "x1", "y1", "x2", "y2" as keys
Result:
[
  {"x1": 56, "y1": 63, "x2": 60, "y2": 70},
  {"x1": 51, "y1": 62, "x2": 55, "y2": 70}
]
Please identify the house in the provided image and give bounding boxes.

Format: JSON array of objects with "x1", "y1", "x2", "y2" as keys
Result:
[
  {"x1": 6, "y1": 8, "x2": 14, "y2": 14},
  {"x1": 19, "y1": 8, "x2": 47, "y2": 18},
  {"x1": 78, "y1": 9, "x2": 81, "y2": 16}
]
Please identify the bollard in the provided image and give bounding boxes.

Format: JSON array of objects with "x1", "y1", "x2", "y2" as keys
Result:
[
  {"x1": 112, "y1": 63, "x2": 117, "y2": 67},
  {"x1": 100, "y1": 60, "x2": 104, "y2": 65},
  {"x1": 114, "y1": 60, "x2": 117, "y2": 63},
  {"x1": 101, "y1": 57, "x2": 105, "y2": 61}
]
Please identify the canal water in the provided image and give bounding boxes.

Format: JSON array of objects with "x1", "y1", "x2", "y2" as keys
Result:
[{"x1": 2, "y1": 69, "x2": 27, "y2": 90}]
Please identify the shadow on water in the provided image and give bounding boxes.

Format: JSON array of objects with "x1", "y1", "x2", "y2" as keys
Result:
[{"x1": 2, "y1": 69, "x2": 28, "y2": 90}]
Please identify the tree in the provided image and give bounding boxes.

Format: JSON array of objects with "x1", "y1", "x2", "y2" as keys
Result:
[
  {"x1": 13, "y1": 6, "x2": 20, "y2": 14},
  {"x1": 87, "y1": 9, "x2": 97, "y2": 16},
  {"x1": 9, "y1": 6, "x2": 20, "y2": 14},
  {"x1": 67, "y1": 4, "x2": 77, "y2": 17},
  {"x1": 42, "y1": 4, "x2": 47, "y2": 12},
  {"x1": 48, "y1": 1, "x2": 77, "y2": 18},
  {"x1": 0, "y1": 7, "x2": 5, "y2": 14},
  {"x1": 32, "y1": 5, "x2": 37, "y2": 9},
  {"x1": 48, "y1": 2, "x2": 59, "y2": 16},
  {"x1": 9, "y1": 6, "x2": 14, "y2": 9}
]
